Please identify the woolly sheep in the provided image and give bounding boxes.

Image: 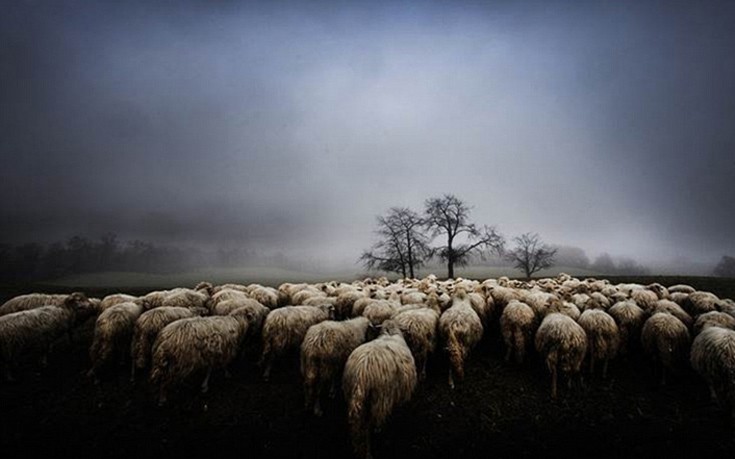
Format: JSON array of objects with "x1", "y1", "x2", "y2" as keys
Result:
[
  {"x1": 608, "y1": 301, "x2": 645, "y2": 355},
  {"x1": 641, "y1": 313, "x2": 691, "y2": 385},
  {"x1": 690, "y1": 326, "x2": 735, "y2": 417},
  {"x1": 0, "y1": 302, "x2": 79, "y2": 380},
  {"x1": 150, "y1": 308, "x2": 252, "y2": 404},
  {"x1": 130, "y1": 306, "x2": 200, "y2": 382},
  {"x1": 439, "y1": 288, "x2": 483, "y2": 389},
  {"x1": 260, "y1": 305, "x2": 334, "y2": 381},
  {"x1": 630, "y1": 289, "x2": 659, "y2": 313},
  {"x1": 577, "y1": 309, "x2": 620, "y2": 378},
  {"x1": 693, "y1": 311, "x2": 735, "y2": 336},
  {"x1": 393, "y1": 305, "x2": 440, "y2": 380},
  {"x1": 500, "y1": 300, "x2": 537, "y2": 364},
  {"x1": 300, "y1": 317, "x2": 374, "y2": 416},
  {"x1": 342, "y1": 320, "x2": 417, "y2": 459},
  {"x1": 685, "y1": 291, "x2": 719, "y2": 317},
  {"x1": 653, "y1": 300, "x2": 694, "y2": 329},
  {"x1": 0, "y1": 292, "x2": 91, "y2": 317},
  {"x1": 535, "y1": 313, "x2": 588, "y2": 398},
  {"x1": 669, "y1": 284, "x2": 696, "y2": 294},
  {"x1": 88, "y1": 301, "x2": 144, "y2": 380},
  {"x1": 98, "y1": 294, "x2": 138, "y2": 312}
]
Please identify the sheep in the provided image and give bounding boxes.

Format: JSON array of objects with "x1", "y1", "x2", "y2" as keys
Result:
[
  {"x1": 160, "y1": 288, "x2": 210, "y2": 311},
  {"x1": 292, "y1": 287, "x2": 327, "y2": 307},
  {"x1": 0, "y1": 302, "x2": 79, "y2": 380},
  {"x1": 260, "y1": 305, "x2": 334, "y2": 381},
  {"x1": 248, "y1": 286, "x2": 280, "y2": 309},
  {"x1": 690, "y1": 327, "x2": 735, "y2": 417},
  {"x1": 88, "y1": 301, "x2": 144, "y2": 381},
  {"x1": 213, "y1": 283, "x2": 250, "y2": 294},
  {"x1": 342, "y1": 320, "x2": 417, "y2": 459},
  {"x1": 335, "y1": 291, "x2": 367, "y2": 320},
  {"x1": 362, "y1": 300, "x2": 399, "y2": 326},
  {"x1": 210, "y1": 288, "x2": 250, "y2": 308},
  {"x1": 438, "y1": 288, "x2": 483, "y2": 389},
  {"x1": 652, "y1": 300, "x2": 694, "y2": 328},
  {"x1": 641, "y1": 313, "x2": 691, "y2": 385},
  {"x1": 668, "y1": 292, "x2": 690, "y2": 307},
  {"x1": 685, "y1": 291, "x2": 719, "y2": 317},
  {"x1": 213, "y1": 297, "x2": 264, "y2": 316},
  {"x1": 608, "y1": 301, "x2": 646, "y2": 356},
  {"x1": 717, "y1": 299, "x2": 735, "y2": 319},
  {"x1": 98, "y1": 294, "x2": 138, "y2": 312},
  {"x1": 534, "y1": 313, "x2": 588, "y2": 398},
  {"x1": 393, "y1": 305, "x2": 440, "y2": 380},
  {"x1": 0, "y1": 291, "x2": 91, "y2": 317},
  {"x1": 300, "y1": 317, "x2": 374, "y2": 416},
  {"x1": 469, "y1": 291, "x2": 494, "y2": 329},
  {"x1": 130, "y1": 306, "x2": 200, "y2": 382},
  {"x1": 303, "y1": 296, "x2": 339, "y2": 308},
  {"x1": 577, "y1": 309, "x2": 620, "y2": 378},
  {"x1": 150, "y1": 308, "x2": 252, "y2": 405},
  {"x1": 669, "y1": 284, "x2": 696, "y2": 294},
  {"x1": 545, "y1": 298, "x2": 581, "y2": 321},
  {"x1": 630, "y1": 289, "x2": 659, "y2": 313},
  {"x1": 693, "y1": 311, "x2": 735, "y2": 336},
  {"x1": 500, "y1": 300, "x2": 537, "y2": 364}
]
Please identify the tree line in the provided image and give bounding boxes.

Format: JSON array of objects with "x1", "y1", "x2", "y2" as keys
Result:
[{"x1": 0, "y1": 234, "x2": 297, "y2": 283}]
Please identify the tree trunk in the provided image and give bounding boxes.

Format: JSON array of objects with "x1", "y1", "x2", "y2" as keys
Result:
[{"x1": 448, "y1": 260, "x2": 454, "y2": 279}]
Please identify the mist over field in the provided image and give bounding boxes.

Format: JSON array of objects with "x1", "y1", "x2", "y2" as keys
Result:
[{"x1": 2, "y1": 0, "x2": 735, "y2": 279}]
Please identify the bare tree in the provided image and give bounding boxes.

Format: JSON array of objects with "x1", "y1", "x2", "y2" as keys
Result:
[
  {"x1": 505, "y1": 232, "x2": 557, "y2": 278},
  {"x1": 360, "y1": 207, "x2": 431, "y2": 278},
  {"x1": 424, "y1": 194, "x2": 504, "y2": 278}
]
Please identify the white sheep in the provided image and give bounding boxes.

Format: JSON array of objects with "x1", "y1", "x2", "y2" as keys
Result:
[
  {"x1": 535, "y1": 313, "x2": 588, "y2": 398},
  {"x1": 577, "y1": 309, "x2": 620, "y2": 378},
  {"x1": 150, "y1": 307, "x2": 252, "y2": 405},
  {"x1": 439, "y1": 288, "x2": 483, "y2": 389},
  {"x1": 641, "y1": 312, "x2": 691, "y2": 385},
  {"x1": 500, "y1": 300, "x2": 537, "y2": 364},
  {"x1": 300, "y1": 317, "x2": 374, "y2": 416},
  {"x1": 260, "y1": 305, "x2": 334, "y2": 381},
  {"x1": 342, "y1": 320, "x2": 417, "y2": 459}
]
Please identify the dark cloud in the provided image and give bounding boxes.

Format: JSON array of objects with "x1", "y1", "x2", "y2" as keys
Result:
[{"x1": 1, "y1": 0, "x2": 734, "y2": 269}]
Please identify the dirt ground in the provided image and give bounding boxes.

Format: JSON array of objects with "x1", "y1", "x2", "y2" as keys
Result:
[{"x1": 2, "y1": 277, "x2": 735, "y2": 458}]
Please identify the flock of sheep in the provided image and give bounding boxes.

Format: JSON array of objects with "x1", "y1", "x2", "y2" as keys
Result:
[{"x1": 1, "y1": 273, "x2": 735, "y2": 458}]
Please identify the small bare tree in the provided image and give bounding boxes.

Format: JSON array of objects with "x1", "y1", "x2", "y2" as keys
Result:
[
  {"x1": 506, "y1": 232, "x2": 557, "y2": 278},
  {"x1": 360, "y1": 207, "x2": 431, "y2": 278},
  {"x1": 424, "y1": 194, "x2": 504, "y2": 278}
]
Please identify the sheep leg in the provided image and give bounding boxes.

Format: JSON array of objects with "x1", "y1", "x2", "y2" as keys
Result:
[
  {"x1": 504, "y1": 346, "x2": 511, "y2": 363},
  {"x1": 448, "y1": 368, "x2": 455, "y2": 390},
  {"x1": 602, "y1": 360, "x2": 609, "y2": 380},
  {"x1": 589, "y1": 355, "x2": 595, "y2": 375},
  {"x1": 130, "y1": 361, "x2": 137, "y2": 383},
  {"x1": 417, "y1": 355, "x2": 427, "y2": 381},
  {"x1": 201, "y1": 368, "x2": 212, "y2": 394},
  {"x1": 260, "y1": 346, "x2": 274, "y2": 381},
  {"x1": 551, "y1": 366, "x2": 558, "y2": 399},
  {"x1": 329, "y1": 379, "x2": 337, "y2": 399}
]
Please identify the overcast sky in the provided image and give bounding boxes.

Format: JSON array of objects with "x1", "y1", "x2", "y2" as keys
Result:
[{"x1": 1, "y1": 0, "x2": 734, "y2": 268}]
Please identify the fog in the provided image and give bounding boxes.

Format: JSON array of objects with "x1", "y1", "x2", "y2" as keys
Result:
[{"x1": 2, "y1": 0, "x2": 734, "y2": 275}]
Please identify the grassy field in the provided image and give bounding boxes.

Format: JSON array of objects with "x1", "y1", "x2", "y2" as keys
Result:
[{"x1": 2, "y1": 267, "x2": 733, "y2": 304}]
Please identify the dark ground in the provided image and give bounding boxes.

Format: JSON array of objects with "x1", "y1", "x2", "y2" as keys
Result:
[{"x1": 1, "y1": 276, "x2": 735, "y2": 458}]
